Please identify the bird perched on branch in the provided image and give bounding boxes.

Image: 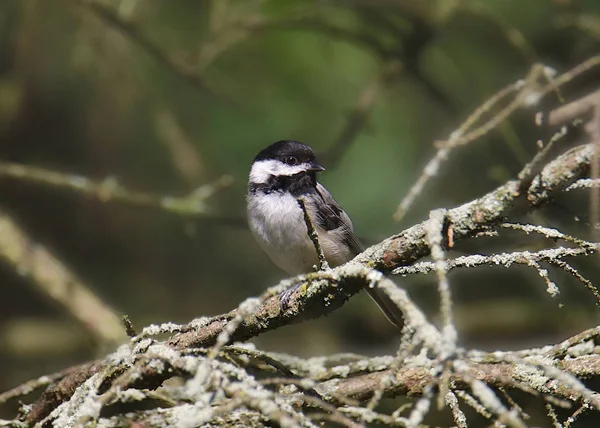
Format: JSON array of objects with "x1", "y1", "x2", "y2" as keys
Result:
[{"x1": 247, "y1": 140, "x2": 404, "y2": 327}]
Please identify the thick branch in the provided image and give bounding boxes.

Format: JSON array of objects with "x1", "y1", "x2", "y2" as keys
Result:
[
  {"x1": 323, "y1": 354, "x2": 600, "y2": 403},
  {"x1": 363, "y1": 143, "x2": 594, "y2": 270},
  {"x1": 19, "y1": 142, "x2": 596, "y2": 424},
  {"x1": 177, "y1": 143, "x2": 593, "y2": 350}
]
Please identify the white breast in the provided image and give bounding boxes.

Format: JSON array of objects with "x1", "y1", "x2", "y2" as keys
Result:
[
  {"x1": 247, "y1": 192, "x2": 355, "y2": 275},
  {"x1": 248, "y1": 192, "x2": 317, "y2": 275}
]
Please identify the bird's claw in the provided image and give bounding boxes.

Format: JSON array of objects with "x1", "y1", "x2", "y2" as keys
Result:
[{"x1": 279, "y1": 282, "x2": 302, "y2": 312}]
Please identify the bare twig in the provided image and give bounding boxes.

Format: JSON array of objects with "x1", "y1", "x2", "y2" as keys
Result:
[
  {"x1": 393, "y1": 66, "x2": 544, "y2": 222},
  {"x1": 548, "y1": 88, "x2": 600, "y2": 242},
  {"x1": 297, "y1": 198, "x2": 329, "y2": 271},
  {"x1": 393, "y1": 55, "x2": 600, "y2": 222},
  {"x1": 547, "y1": 259, "x2": 600, "y2": 304},
  {"x1": 425, "y1": 209, "x2": 456, "y2": 351}
]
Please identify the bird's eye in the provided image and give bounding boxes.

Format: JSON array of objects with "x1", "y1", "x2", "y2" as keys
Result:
[{"x1": 285, "y1": 156, "x2": 298, "y2": 166}]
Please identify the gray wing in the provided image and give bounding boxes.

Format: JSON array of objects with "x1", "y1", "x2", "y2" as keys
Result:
[
  {"x1": 313, "y1": 183, "x2": 363, "y2": 256},
  {"x1": 313, "y1": 183, "x2": 404, "y2": 328}
]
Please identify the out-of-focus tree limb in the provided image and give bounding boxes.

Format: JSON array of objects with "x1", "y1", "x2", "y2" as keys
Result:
[
  {"x1": 0, "y1": 161, "x2": 234, "y2": 220},
  {"x1": 0, "y1": 211, "x2": 126, "y2": 345},
  {"x1": 75, "y1": 0, "x2": 223, "y2": 100},
  {"x1": 322, "y1": 61, "x2": 402, "y2": 168}
]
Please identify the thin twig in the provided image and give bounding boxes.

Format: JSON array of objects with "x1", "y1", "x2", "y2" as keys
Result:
[
  {"x1": 297, "y1": 198, "x2": 329, "y2": 271},
  {"x1": 393, "y1": 55, "x2": 600, "y2": 222},
  {"x1": 425, "y1": 209, "x2": 456, "y2": 352},
  {"x1": 393, "y1": 246, "x2": 597, "y2": 276},
  {"x1": 547, "y1": 259, "x2": 600, "y2": 304}
]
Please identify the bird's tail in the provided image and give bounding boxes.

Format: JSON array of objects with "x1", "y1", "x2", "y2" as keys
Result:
[{"x1": 364, "y1": 286, "x2": 405, "y2": 329}]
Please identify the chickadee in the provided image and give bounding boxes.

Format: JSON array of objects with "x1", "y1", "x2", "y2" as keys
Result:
[{"x1": 247, "y1": 140, "x2": 404, "y2": 327}]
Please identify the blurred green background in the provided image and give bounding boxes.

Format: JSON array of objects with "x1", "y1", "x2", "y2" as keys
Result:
[{"x1": 1, "y1": 0, "x2": 600, "y2": 422}]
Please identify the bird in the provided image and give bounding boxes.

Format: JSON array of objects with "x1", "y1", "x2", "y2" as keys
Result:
[{"x1": 246, "y1": 140, "x2": 404, "y2": 328}]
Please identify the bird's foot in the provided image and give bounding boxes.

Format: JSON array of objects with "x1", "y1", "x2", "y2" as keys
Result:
[{"x1": 279, "y1": 282, "x2": 302, "y2": 312}]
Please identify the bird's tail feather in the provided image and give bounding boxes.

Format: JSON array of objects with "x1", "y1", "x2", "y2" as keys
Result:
[{"x1": 365, "y1": 286, "x2": 405, "y2": 329}]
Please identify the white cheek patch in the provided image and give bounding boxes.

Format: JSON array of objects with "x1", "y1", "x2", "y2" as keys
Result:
[
  {"x1": 249, "y1": 159, "x2": 311, "y2": 183},
  {"x1": 249, "y1": 160, "x2": 275, "y2": 183}
]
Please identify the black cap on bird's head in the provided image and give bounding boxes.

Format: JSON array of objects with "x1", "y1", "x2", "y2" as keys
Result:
[{"x1": 253, "y1": 140, "x2": 325, "y2": 172}]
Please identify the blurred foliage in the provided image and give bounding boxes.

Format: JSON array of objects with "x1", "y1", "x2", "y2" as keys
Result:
[{"x1": 0, "y1": 0, "x2": 600, "y2": 422}]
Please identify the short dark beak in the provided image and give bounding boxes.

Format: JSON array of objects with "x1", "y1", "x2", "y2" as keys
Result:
[{"x1": 309, "y1": 162, "x2": 326, "y2": 172}]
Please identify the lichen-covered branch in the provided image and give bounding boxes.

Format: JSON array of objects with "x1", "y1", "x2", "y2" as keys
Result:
[
  {"x1": 2, "y1": 53, "x2": 600, "y2": 426},
  {"x1": 4, "y1": 137, "x2": 595, "y2": 426},
  {"x1": 15, "y1": 329, "x2": 600, "y2": 427}
]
